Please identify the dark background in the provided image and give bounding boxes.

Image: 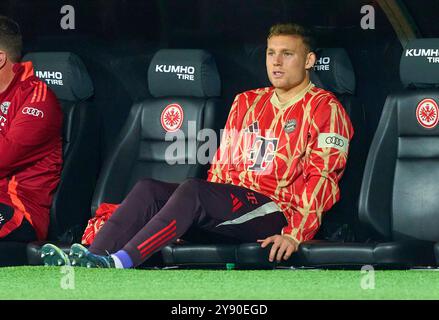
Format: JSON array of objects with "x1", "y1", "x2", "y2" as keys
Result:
[{"x1": 0, "y1": 0, "x2": 437, "y2": 174}]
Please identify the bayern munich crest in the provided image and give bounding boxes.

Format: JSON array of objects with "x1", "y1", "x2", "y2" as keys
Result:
[
  {"x1": 0, "y1": 101, "x2": 10, "y2": 115},
  {"x1": 161, "y1": 103, "x2": 184, "y2": 132},
  {"x1": 416, "y1": 98, "x2": 439, "y2": 129}
]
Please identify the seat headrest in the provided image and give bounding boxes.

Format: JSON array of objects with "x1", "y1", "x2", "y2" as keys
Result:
[
  {"x1": 312, "y1": 48, "x2": 356, "y2": 95},
  {"x1": 22, "y1": 52, "x2": 94, "y2": 101},
  {"x1": 148, "y1": 49, "x2": 221, "y2": 98},
  {"x1": 400, "y1": 38, "x2": 439, "y2": 88}
]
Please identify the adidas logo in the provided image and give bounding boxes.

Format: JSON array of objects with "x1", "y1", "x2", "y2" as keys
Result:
[
  {"x1": 0, "y1": 213, "x2": 4, "y2": 224},
  {"x1": 230, "y1": 193, "x2": 243, "y2": 213}
]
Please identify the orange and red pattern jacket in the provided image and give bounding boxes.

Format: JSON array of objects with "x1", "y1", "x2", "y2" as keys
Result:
[
  {"x1": 81, "y1": 203, "x2": 120, "y2": 245},
  {"x1": 0, "y1": 61, "x2": 63, "y2": 240},
  {"x1": 207, "y1": 83, "x2": 354, "y2": 244}
]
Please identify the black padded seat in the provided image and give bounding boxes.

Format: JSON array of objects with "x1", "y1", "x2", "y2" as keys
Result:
[
  {"x1": 162, "y1": 245, "x2": 237, "y2": 269},
  {"x1": 162, "y1": 41, "x2": 439, "y2": 269},
  {"x1": 0, "y1": 242, "x2": 28, "y2": 267},
  {"x1": 236, "y1": 241, "x2": 435, "y2": 269},
  {"x1": 89, "y1": 49, "x2": 223, "y2": 212},
  {"x1": 435, "y1": 243, "x2": 439, "y2": 265},
  {"x1": 27, "y1": 49, "x2": 224, "y2": 265},
  {"x1": 311, "y1": 48, "x2": 368, "y2": 241},
  {"x1": 0, "y1": 52, "x2": 98, "y2": 267},
  {"x1": 162, "y1": 241, "x2": 435, "y2": 270},
  {"x1": 23, "y1": 52, "x2": 99, "y2": 242}
]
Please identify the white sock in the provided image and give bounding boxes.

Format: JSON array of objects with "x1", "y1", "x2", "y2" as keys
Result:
[{"x1": 111, "y1": 254, "x2": 124, "y2": 269}]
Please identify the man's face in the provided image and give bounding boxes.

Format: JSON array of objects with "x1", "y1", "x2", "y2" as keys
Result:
[{"x1": 266, "y1": 35, "x2": 313, "y2": 92}]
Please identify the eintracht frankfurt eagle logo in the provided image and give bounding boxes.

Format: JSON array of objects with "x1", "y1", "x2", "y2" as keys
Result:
[
  {"x1": 416, "y1": 98, "x2": 439, "y2": 129},
  {"x1": 161, "y1": 104, "x2": 184, "y2": 132}
]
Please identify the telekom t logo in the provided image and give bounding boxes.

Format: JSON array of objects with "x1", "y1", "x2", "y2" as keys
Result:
[{"x1": 245, "y1": 121, "x2": 278, "y2": 172}]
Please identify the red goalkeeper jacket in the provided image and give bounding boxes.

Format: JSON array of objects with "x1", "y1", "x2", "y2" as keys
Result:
[
  {"x1": 0, "y1": 61, "x2": 63, "y2": 240},
  {"x1": 208, "y1": 83, "x2": 354, "y2": 244}
]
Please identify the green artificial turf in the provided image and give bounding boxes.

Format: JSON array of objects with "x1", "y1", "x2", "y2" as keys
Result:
[{"x1": 0, "y1": 266, "x2": 438, "y2": 300}]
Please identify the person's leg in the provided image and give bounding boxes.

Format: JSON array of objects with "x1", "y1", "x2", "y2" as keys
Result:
[
  {"x1": 42, "y1": 178, "x2": 179, "y2": 267},
  {"x1": 116, "y1": 178, "x2": 287, "y2": 267},
  {"x1": 89, "y1": 178, "x2": 179, "y2": 255}
]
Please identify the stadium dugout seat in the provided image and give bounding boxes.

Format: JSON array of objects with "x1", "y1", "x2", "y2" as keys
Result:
[
  {"x1": 161, "y1": 42, "x2": 438, "y2": 269},
  {"x1": 0, "y1": 52, "x2": 99, "y2": 267},
  {"x1": 27, "y1": 49, "x2": 224, "y2": 265},
  {"x1": 435, "y1": 243, "x2": 439, "y2": 266},
  {"x1": 25, "y1": 52, "x2": 100, "y2": 241},
  {"x1": 311, "y1": 48, "x2": 369, "y2": 242}
]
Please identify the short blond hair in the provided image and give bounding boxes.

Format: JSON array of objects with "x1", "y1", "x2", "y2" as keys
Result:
[{"x1": 267, "y1": 23, "x2": 315, "y2": 53}]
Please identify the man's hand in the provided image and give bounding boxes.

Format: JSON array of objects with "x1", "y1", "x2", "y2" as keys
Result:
[{"x1": 257, "y1": 235, "x2": 299, "y2": 262}]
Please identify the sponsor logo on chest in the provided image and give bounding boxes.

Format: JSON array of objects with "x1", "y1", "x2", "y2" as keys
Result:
[{"x1": 245, "y1": 121, "x2": 279, "y2": 173}]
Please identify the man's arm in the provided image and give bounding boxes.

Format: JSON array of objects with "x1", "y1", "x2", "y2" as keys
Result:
[
  {"x1": 260, "y1": 96, "x2": 354, "y2": 261},
  {"x1": 0, "y1": 84, "x2": 62, "y2": 179},
  {"x1": 207, "y1": 94, "x2": 240, "y2": 183}
]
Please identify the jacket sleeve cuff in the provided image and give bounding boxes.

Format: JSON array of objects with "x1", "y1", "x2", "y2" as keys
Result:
[{"x1": 281, "y1": 229, "x2": 302, "y2": 244}]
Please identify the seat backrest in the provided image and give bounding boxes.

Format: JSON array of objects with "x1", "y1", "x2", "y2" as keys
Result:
[
  {"x1": 23, "y1": 52, "x2": 99, "y2": 240},
  {"x1": 311, "y1": 48, "x2": 369, "y2": 241},
  {"x1": 227, "y1": 44, "x2": 368, "y2": 241},
  {"x1": 359, "y1": 38, "x2": 439, "y2": 242},
  {"x1": 91, "y1": 49, "x2": 223, "y2": 215}
]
